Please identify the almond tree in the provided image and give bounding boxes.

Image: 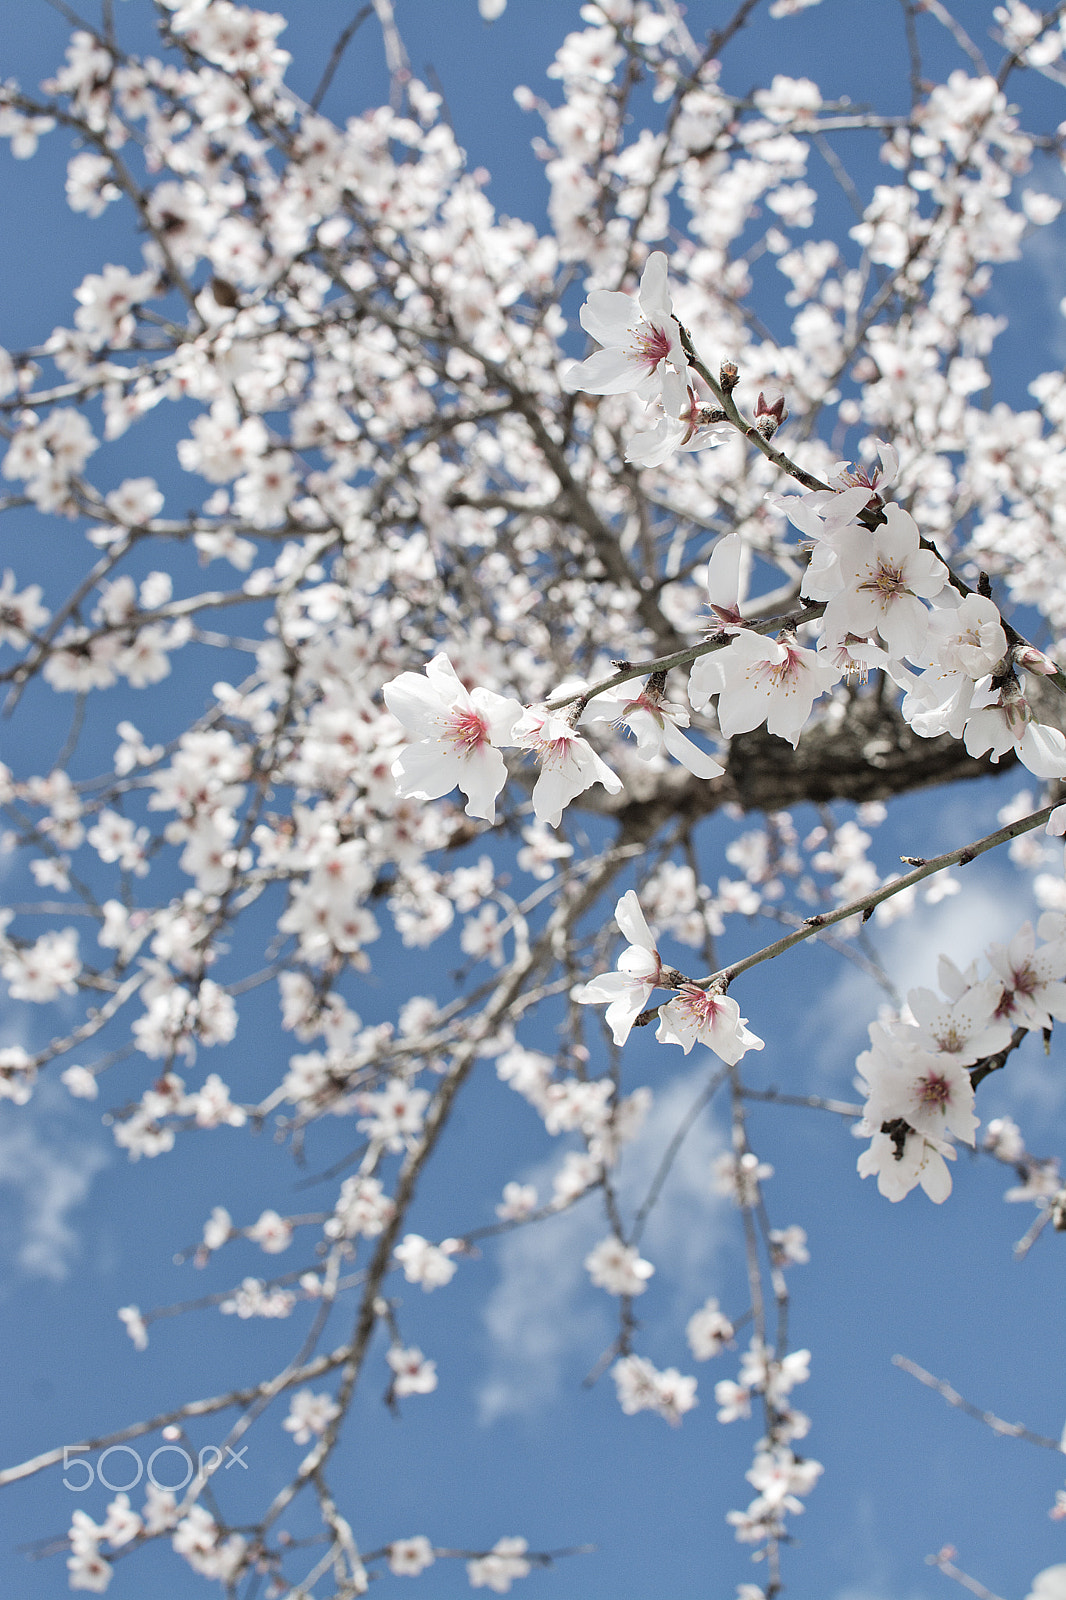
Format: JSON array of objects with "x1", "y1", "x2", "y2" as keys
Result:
[{"x1": 2, "y1": 2, "x2": 1066, "y2": 1596}]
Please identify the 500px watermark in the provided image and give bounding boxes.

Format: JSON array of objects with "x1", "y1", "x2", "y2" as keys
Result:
[{"x1": 62, "y1": 1442, "x2": 248, "y2": 1493}]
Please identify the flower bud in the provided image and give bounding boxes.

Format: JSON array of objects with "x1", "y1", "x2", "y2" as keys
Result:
[
  {"x1": 754, "y1": 390, "x2": 787, "y2": 439},
  {"x1": 1013, "y1": 642, "x2": 1058, "y2": 676}
]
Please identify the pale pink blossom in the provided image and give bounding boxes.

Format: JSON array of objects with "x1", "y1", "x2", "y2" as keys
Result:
[
  {"x1": 715, "y1": 1377, "x2": 752, "y2": 1422},
  {"x1": 393, "y1": 1233, "x2": 458, "y2": 1290},
  {"x1": 983, "y1": 1115, "x2": 1026, "y2": 1165},
  {"x1": 985, "y1": 922, "x2": 1066, "y2": 1029},
  {"x1": 778, "y1": 439, "x2": 898, "y2": 539},
  {"x1": 656, "y1": 984, "x2": 764, "y2": 1062},
  {"x1": 384, "y1": 654, "x2": 523, "y2": 823},
  {"x1": 686, "y1": 1298, "x2": 735, "y2": 1359},
  {"x1": 516, "y1": 821, "x2": 573, "y2": 879},
  {"x1": 818, "y1": 504, "x2": 948, "y2": 660},
  {"x1": 625, "y1": 367, "x2": 732, "y2": 466},
  {"x1": 118, "y1": 1305, "x2": 148, "y2": 1351},
  {"x1": 511, "y1": 705, "x2": 622, "y2": 825},
  {"x1": 67, "y1": 1547, "x2": 113, "y2": 1593},
  {"x1": 389, "y1": 1536, "x2": 436, "y2": 1576},
  {"x1": 561, "y1": 251, "x2": 686, "y2": 400},
  {"x1": 900, "y1": 978, "x2": 1011, "y2": 1064},
  {"x1": 901, "y1": 595, "x2": 1009, "y2": 737},
  {"x1": 769, "y1": 1225, "x2": 810, "y2": 1266},
  {"x1": 963, "y1": 685, "x2": 1066, "y2": 780},
  {"x1": 325, "y1": 1176, "x2": 395, "y2": 1240},
  {"x1": 712, "y1": 1151, "x2": 774, "y2": 1206},
  {"x1": 0, "y1": 568, "x2": 49, "y2": 645},
  {"x1": 689, "y1": 630, "x2": 841, "y2": 749},
  {"x1": 100, "y1": 1494, "x2": 142, "y2": 1549},
  {"x1": 857, "y1": 1124, "x2": 956, "y2": 1203},
  {"x1": 856, "y1": 1021, "x2": 979, "y2": 1147},
  {"x1": 283, "y1": 1388, "x2": 340, "y2": 1444},
  {"x1": 584, "y1": 682, "x2": 724, "y2": 779},
  {"x1": 357, "y1": 1079, "x2": 430, "y2": 1150},
  {"x1": 202, "y1": 1206, "x2": 232, "y2": 1251},
  {"x1": 496, "y1": 1181, "x2": 538, "y2": 1220},
  {"x1": 613, "y1": 1354, "x2": 698, "y2": 1424},
  {"x1": 248, "y1": 1209, "x2": 293, "y2": 1253},
  {"x1": 2, "y1": 927, "x2": 80, "y2": 1001},
  {"x1": 61, "y1": 1065, "x2": 98, "y2": 1099},
  {"x1": 468, "y1": 1536, "x2": 532, "y2": 1594},
  {"x1": 745, "y1": 1445, "x2": 823, "y2": 1517},
  {"x1": 705, "y1": 531, "x2": 751, "y2": 631},
  {"x1": 73, "y1": 264, "x2": 157, "y2": 348}
]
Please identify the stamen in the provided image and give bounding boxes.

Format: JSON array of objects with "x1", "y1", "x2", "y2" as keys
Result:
[{"x1": 445, "y1": 708, "x2": 489, "y2": 753}]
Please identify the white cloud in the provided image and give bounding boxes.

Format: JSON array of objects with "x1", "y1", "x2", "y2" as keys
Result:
[
  {"x1": 477, "y1": 1065, "x2": 730, "y2": 1422},
  {"x1": 0, "y1": 1083, "x2": 109, "y2": 1281},
  {"x1": 883, "y1": 878, "x2": 1025, "y2": 992},
  {"x1": 477, "y1": 1198, "x2": 606, "y2": 1424},
  {"x1": 832, "y1": 1591, "x2": 922, "y2": 1600}
]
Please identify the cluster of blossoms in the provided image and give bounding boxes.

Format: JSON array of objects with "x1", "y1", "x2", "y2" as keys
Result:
[
  {"x1": 383, "y1": 650, "x2": 725, "y2": 832},
  {"x1": 572, "y1": 890, "x2": 764, "y2": 1062},
  {"x1": 68, "y1": 1481, "x2": 245, "y2": 1593},
  {"x1": 110, "y1": 1068, "x2": 244, "y2": 1161},
  {"x1": 561, "y1": 251, "x2": 733, "y2": 467},
  {"x1": 613, "y1": 1353, "x2": 699, "y2": 1426},
  {"x1": 857, "y1": 917, "x2": 1066, "y2": 1201},
  {"x1": 68, "y1": 1495, "x2": 143, "y2": 1593},
  {"x1": 559, "y1": 258, "x2": 1066, "y2": 783}
]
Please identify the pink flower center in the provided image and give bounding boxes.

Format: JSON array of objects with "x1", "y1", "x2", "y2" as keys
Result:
[
  {"x1": 755, "y1": 642, "x2": 802, "y2": 690},
  {"x1": 631, "y1": 321, "x2": 671, "y2": 373},
  {"x1": 535, "y1": 731, "x2": 576, "y2": 768},
  {"x1": 917, "y1": 1070, "x2": 951, "y2": 1107},
  {"x1": 677, "y1": 983, "x2": 724, "y2": 1025},
  {"x1": 837, "y1": 465, "x2": 883, "y2": 501},
  {"x1": 445, "y1": 707, "x2": 489, "y2": 754},
  {"x1": 620, "y1": 690, "x2": 664, "y2": 728},
  {"x1": 994, "y1": 988, "x2": 1014, "y2": 1020}
]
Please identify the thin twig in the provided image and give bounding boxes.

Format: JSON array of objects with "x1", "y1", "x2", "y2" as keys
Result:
[
  {"x1": 893, "y1": 1354, "x2": 1062, "y2": 1449},
  {"x1": 927, "y1": 1546, "x2": 1006, "y2": 1600},
  {"x1": 708, "y1": 803, "x2": 1058, "y2": 991},
  {"x1": 309, "y1": 7, "x2": 373, "y2": 112}
]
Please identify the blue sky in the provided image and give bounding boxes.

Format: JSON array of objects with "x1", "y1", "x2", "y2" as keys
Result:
[{"x1": 3, "y1": 3, "x2": 1066, "y2": 1598}]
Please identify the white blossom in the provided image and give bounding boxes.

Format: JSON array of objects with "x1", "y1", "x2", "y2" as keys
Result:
[
  {"x1": 584, "y1": 1235, "x2": 654, "y2": 1296},
  {"x1": 687, "y1": 1298, "x2": 735, "y2": 1359},
  {"x1": 561, "y1": 251, "x2": 687, "y2": 400},
  {"x1": 511, "y1": 705, "x2": 623, "y2": 825},
  {"x1": 393, "y1": 1233, "x2": 458, "y2": 1291},
  {"x1": 657, "y1": 986, "x2": 765, "y2": 1062},
  {"x1": 572, "y1": 889, "x2": 663, "y2": 1045},
  {"x1": 387, "y1": 1346, "x2": 438, "y2": 1397},
  {"x1": 613, "y1": 1355, "x2": 698, "y2": 1425},
  {"x1": 383, "y1": 653, "x2": 523, "y2": 823},
  {"x1": 689, "y1": 630, "x2": 841, "y2": 749},
  {"x1": 283, "y1": 1388, "x2": 340, "y2": 1444}
]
